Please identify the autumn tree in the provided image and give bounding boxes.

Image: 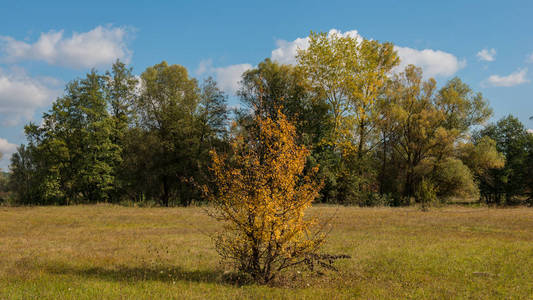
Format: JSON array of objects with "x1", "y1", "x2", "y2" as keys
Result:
[
  {"x1": 297, "y1": 31, "x2": 399, "y2": 204},
  {"x1": 383, "y1": 65, "x2": 441, "y2": 202},
  {"x1": 205, "y1": 112, "x2": 329, "y2": 284},
  {"x1": 297, "y1": 32, "x2": 398, "y2": 153},
  {"x1": 380, "y1": 65, "x2": 491, "y2": 204},
  {"x1": 236, "y1": 58, "x2": 335, "y2": 202}
]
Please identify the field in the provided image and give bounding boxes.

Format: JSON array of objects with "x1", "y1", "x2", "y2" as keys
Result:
[{"x1": 1, "y1": 205, "x2": 532, "y2": 299}]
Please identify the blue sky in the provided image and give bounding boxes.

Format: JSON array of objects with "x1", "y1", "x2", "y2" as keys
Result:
[{"x1": 0, "y1": 0, "x2": 532, "y2": 168}]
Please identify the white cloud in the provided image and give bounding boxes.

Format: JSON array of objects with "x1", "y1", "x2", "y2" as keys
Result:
[
  {"x1": 271, "y1": 29, "x2": 362, "y2": 65},
  {"x1": 484, "y1": 68, "x2": 529, "y2": 87},
  {"x1": 199, "y1": 29, "x2": 464, "y2": 95},
  {"x1": 194, "y1": 59, "x2": 252, "y2": 94},
  {"x1": 528, "y1": 129, "x2": 533, "y2": 134},
  {"x1": 0, "y1": 25, "x2": 132, "y2": 69},
  {"x1": 394, "y1": 46, "x2": 466, "y2": 78},
  {"x1": 213, "y1": 64, "x2": 253, "y2": 94},
  {"x1": 0, "y1": 138, "x2": 16, "y2": 157},
  {"x1": 270, "y1": 29, "x2": 463, "y2": 78},
  {"x1": 271, "y1": 37, "x2": 309, "y2": 65},
  {"x1": 0, "y1": 137, "x2": 17, "y2": 170},
  {"x1": 195, "y1": 59, "x2": 213, "y2": 76},
  {"x1": 0, "y1": 67, "x2": 60, "y2": 125},
  {"x1": 477, "y1": 48, "x2": 496, "y2": 62}
]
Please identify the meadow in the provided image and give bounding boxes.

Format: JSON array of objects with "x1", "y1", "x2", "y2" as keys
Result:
[{"x1": 1, "y1": 205, "x2": 532, "y2": 299}]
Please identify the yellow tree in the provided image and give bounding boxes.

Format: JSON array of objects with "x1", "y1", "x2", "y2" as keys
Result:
[
  {"x1": 385, "y1": 65, "x2": 442, "y2": 200},
  {"x1": 297, "y1": 31, "x2": 398, "y2": 156},
  {"x1": 205, "y1": 112, "x2": 327, "y2": 284},
  {"x1": 297, "y1": 31, "x2": 398, "y2": 203}
]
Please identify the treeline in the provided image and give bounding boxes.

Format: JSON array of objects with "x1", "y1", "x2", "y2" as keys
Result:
[{"x1": 4, "y1": 32, "x2": 533, "y2": 206}]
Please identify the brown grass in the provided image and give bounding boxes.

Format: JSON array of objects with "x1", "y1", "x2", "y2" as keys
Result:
[{"x1": 1, "y1": 204, "x2": 532, "y2": 299}]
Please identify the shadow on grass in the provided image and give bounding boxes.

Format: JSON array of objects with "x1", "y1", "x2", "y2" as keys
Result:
[{"x1": 44, "y1": 263, "x2": 227, "y2": 284}]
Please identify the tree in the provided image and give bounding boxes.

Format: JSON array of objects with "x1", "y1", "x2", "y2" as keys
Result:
[
  {"x1": 205, "y1": 112, "x2": 327, "y2": 284},
  {"x1": 15, "y1": 71, "x2": 121, "y2": 204},
  {"x1": 297, "y1": 31, "x2": 399, "y2": 204},
  {"x1": 9, "y1": 145, "x2": 37, "y2": 204},
  {"x1": 136, "y1": 61, "x2": 201, "y2": 206},
  {"x1": 198, "y1": 77, "x2": 229, "y2": 142},
  {"x1": 383, "y1": 65, "x2": 440, "y2": 202},
  {"x1": 236, "y1": 58, "x2": 338, "y2": 202},
  {"x1": 474, "y1": 116, "x2": 532, "y2": 204},
  {"x1": 297, "y1": 32, "x2": 398, "y2": 154},
  {"x1": 238, "y1": 58, "x2": 311, "y2": 122},
  {"x1": 459, "y1": 136, "x2": 505, "y2": 201},
  {"x1": 381, "y1": 65, "x2": 489, "y2": 203},
  {"x1": 104, "y1": 60, "x2": 139, "y2": 201}
]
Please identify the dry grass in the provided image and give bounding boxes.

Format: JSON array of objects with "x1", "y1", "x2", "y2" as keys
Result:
[{"x1": 1, "y1": 204, "x2": 532, "y2": 299}]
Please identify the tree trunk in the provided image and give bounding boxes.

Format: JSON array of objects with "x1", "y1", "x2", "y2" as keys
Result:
[{"x1": 162, "y1": 177, "x2": 170, "y2": 207}]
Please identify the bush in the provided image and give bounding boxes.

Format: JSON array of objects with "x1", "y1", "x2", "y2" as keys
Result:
[
  {"x1": 416, "y1": 178, "x2": 437, "y2": 210},
  {"x1": 204, "y1": 112, "x2": 340, "y2": 284}
]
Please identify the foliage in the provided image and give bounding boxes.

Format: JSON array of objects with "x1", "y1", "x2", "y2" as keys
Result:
[
  {"x1": 8, "y1": 61, "x2": 229, "y2": 206},
  {"x1": 9, "y1": 70, "x2": 121, "y2": 204},
  {"x1": 474, "y1": 116, "x2": 533, "y2": 204},
  {"x1": 431, "y1": 158, "x2": 479, "y2": 201},
  {"x1": 296, "y1": 31, "x2": 399, "y2": 204},
  {"x1": 5, "y1": 31, "x2": 524, "y2": 208},
  {"x1": 415, "y1": 177, "x2": 437, "y2": 210},
  {"x1": 205, "y1": 112, "x2": 326, "y2": 283},
  {"x1": 0, "y1": 170, "x2": 10, "y2": 204},
  {"x1": 378, "y1": 65, "x2": 492, "y2": 204}
]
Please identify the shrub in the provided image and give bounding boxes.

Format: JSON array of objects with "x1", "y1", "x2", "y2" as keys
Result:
[{"x1": 204, "y1": 112, "x2": 335, "y2": 284}]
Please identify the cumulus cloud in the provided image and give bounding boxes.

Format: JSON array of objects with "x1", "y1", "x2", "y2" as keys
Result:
[
  {"x1": 0, "y1": 25, "x2": 132, "y2": 69},
  {"x1": 0, "y1": 138, "x2": 16, "y2": 157},
  {"x1": 195, "y1": 58, "x2": 213, "y2": 76},
  {"x1": 195, "y1": 59, "x2": 253, "y2": 94},
  {"x1": 394, "y1": 46, "x2": 466, "y2": 78},
  {"x1": 213, "y1": 64, "x2": 253, "y2": 94},
  {"x1": 270, "y1": 29, "x2": 463, "y2": 78},
  {"x1": 477, "y1": 48, "x2": 496, "y2": 62},
  {"x1": 198, "y1": 29, "x2": 464, "y2": 95},
  {"x1": 0, "y1": 137, "x2": 17, "y2": 170},
  {"x1": 271, "y1": 37, "x2": 309, "y2": 65},
  {"x1": 271, "y1": 29, "x2": 362, "y2": 65},
  {"x1": 528, "y1": 129, "x2": 533, "y2": 134},
  {"x1": 483, "y1": 68, "x2": 529, "y2": 87},
  {"x1": 0, "y1": 67, "x2": 60, "y2": 125}
]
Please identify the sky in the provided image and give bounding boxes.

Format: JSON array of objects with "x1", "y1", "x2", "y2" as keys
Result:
[{"x1": 0, "y1": 0, "x2": 532, "y2": 169}]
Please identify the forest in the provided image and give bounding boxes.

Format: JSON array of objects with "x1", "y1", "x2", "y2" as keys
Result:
[{"x1": 2, "y1": 31, "x2": 532, "y2": 208}]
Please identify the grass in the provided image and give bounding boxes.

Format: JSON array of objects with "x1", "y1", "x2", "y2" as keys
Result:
[{"x1": 1, "y1": 204, "x2": 532, "y2": 299}]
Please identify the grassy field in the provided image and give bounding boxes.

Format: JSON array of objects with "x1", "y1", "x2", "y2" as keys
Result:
[{"x1": 1, "y1": 205, "x2": 532, "y2": 299}]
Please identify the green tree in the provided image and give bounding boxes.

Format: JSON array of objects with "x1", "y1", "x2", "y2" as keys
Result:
[
  {"x1": 104, "y1": 60, "x2": 139, "y2": 201},
  {"x1": 198, "y1": 77, "x2": 229, "y2": 144},
  {"x1": 15, "y1": 71, "x2": 120, "y2": 204},
  {"x1": 8, "y1": 145, "x2": 41, "y2": 204},
  {"x1": 475, "y1": 116, "x2": 532, "y2": 204},
  {"x1": 382, "y1": 65, "x2": 489, "y2": 203},
  {"x1": 459, "y1": 136, "x2": 505, "y2": 201},
  {"x1": 136, "y1": 61, "x2": 201, "y2": 206}
]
